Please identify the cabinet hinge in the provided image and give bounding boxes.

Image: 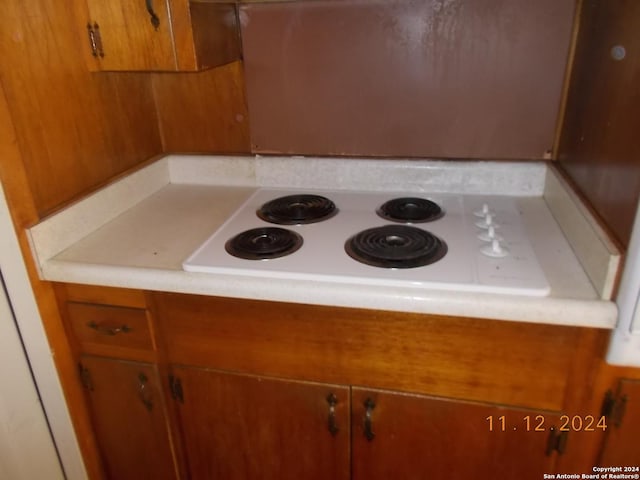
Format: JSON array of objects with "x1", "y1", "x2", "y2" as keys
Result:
[
  {"x1": 600, "y1": 389, "x2": 628, "y2": 428},
  {"x1": 545, "y1": 428, "x2": 568, "y2": 456},
  {"x1": 86, "y1": 22, "x2": 104, "y2": 58},
  {"x1": 169, "y1": 375, "x2": 184, "y2": 403},
  {"x1": 78, "y1": 363, "x2": 94, "y2": 391}
]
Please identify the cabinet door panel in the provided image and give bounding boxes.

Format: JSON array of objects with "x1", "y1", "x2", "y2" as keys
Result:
[
  {"x1": 174, "y1": 367, "x2": 350, "y2": 480},
  {"x1": 600, "y1": 379, "x2": 640, "y2": 465},
  {"x1": 86, "y1": 0, "x2": 175, "y2": 70},
  {"x1": 352, "y1": 388, "x2": 559, "y2": 480},
  {"x1": 82, "y1": 356, "x2": 177, "y2": 480}
]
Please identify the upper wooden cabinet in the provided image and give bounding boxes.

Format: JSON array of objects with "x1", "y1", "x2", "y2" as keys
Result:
[{"x1": 78, "y1": 0, "x2": 241, "y2": 71}]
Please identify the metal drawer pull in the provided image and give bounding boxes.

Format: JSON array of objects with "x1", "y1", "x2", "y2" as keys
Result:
[
  {"x1": 327, "y1": 393, "x2": 339, "y2": 436},
  {"x1": 138, "y1": 373, "x2": 153, "y2": 411},
  {"x1": 364, "y1": 397, "x2": 376, "y2": 441},
  {"x1": 86, "y1": 321, "x2": 132, "y2": 336},
  {"x1": 145, "y1": 0, "x2": 160, "y2": 30}
]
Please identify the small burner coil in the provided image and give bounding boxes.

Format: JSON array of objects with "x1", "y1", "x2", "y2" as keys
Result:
[
  {"x1": 225, "y1": 227, "x2": 303, "y2": 260},
  {"x1": 257, "y1": 194, "x2": 338, "y2": 225},
  {"x1": 377, "y1": 197, "x2": 443, "y2": 223}
]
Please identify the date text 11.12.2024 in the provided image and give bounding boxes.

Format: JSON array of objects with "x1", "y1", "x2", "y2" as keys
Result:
[{"x1": 486, "y1": 415, "x2": 607, "y2": 432}]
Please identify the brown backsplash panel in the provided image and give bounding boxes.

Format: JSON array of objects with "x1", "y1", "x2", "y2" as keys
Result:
[{"x1": 240, "y1": 0, "x2": 575, "y2": 159}]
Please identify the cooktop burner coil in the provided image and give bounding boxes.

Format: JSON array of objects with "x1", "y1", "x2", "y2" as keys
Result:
[
  {"x1": 345, "y1": 225, "x2": 447, "y2": 268},
  {"x1": 225, "y1": 227, "x2": 303, "y2": 260},
  {"x1": 377, "y1": 197, "x2": 443, "y2": 223},
  {"x1": 257, "y1": 194, "x2": 338, "y2": 225}
]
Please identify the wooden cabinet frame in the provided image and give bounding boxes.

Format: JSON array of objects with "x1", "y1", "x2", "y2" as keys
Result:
[{"x1": 53, "y1": 285, "x2": 616, "y2": 478}]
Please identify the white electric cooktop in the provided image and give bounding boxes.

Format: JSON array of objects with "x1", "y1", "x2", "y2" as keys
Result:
[{"x1": 183, "y1": 188, "x2": 550, "y2": 296}]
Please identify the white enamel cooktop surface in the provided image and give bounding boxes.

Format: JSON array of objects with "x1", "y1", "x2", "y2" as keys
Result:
[{"x1": 183, "y1": 188, "x2": 550, "y2": 296}]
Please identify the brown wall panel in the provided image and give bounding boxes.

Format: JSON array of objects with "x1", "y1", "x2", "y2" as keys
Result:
[
  {"x1": 152, "y1": 62, "x2": 251, "y2": 153},
  {"x1": 0, "y1": 0, "x2": 162, "y2": 217},
  {"x1": 240, "y1": 0, "x2": 575, "y2": 159},
  {"x1": 558, "y1": 0, "x2": 640, "y2": 247}
]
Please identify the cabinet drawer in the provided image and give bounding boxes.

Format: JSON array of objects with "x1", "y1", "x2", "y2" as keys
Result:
[{"x1": 67, "y1": 302, "x2": 154, "y2": 359}]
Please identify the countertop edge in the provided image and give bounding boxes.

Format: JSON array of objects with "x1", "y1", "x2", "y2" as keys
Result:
[{"x1": 41, "y1": 260, "x2": 617, "y2": 329}]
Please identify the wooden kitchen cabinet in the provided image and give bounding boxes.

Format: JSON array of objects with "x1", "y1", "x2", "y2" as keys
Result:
[
  {"x1": 599, "y1": 379, "x2": 640, "y2": 465},
  {"x1": 52, "y1": 287, "x2": 610, "y2": 477},
  {"x1": 351, "y1": 388, "x2": 561, "y2": 480},
  {"x1": 56, "y1": 284, "x2": 182, "y2": 479},
  {"x1": 78, "y1": 0, "x2": 241, "y2": 71},
  {"x1": 151, "y1": 292, "x2": 601, "y2": 477},
  {"x1": 169, "y1": 368, "x2": 563, "y2": 480},
  {"x1": 170, "y1": 367, "x2": 350, "y2": 479},
  {"x1": 79, "y1": 355, "x2": 178, "y2": 480}
]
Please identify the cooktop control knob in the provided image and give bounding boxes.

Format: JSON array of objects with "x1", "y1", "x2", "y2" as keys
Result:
[
  {"x1": 478, "y1": 226, "x2": 502, "y2": 242},
  {"x1": 481, "y1": 239, "x2": 509, "y2": 258},
  {"x1": 475, "y1": 213, "x2": 499, "y2": 229},
  {"x1": 474, "y1": 203, "x2": 492, "y2": 217}
]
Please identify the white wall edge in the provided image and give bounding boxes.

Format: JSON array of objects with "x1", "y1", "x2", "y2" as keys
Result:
[{"x1": 0, "y1": 181, "x2": 87, "y2": 479}]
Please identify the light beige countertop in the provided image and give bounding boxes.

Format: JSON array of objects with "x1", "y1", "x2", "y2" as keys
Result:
[{"x1": 29, "y1": 155, "x2": 620, "y2": 328}]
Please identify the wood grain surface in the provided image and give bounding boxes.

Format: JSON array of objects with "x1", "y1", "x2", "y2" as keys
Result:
[
  {"x1": 0, "y1": 0, "x2": 162, "y2": 217},
  {"x1": 558, "y1": 0, "x2": 640, "y2": 247},
  {"x1": 152, "y1": 292, "x2": 583, "y2": 411},
  {"x1": 152, "y1": 61, "x2": 251, "y2": 153}
]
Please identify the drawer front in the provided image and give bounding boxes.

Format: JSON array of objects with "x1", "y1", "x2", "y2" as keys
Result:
[{"x1": 67, "y1": 302, "x2": 154, "y2": 357}]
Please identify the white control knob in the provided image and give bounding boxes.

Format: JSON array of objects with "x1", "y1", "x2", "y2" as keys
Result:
[
  {"x1": 478, "y1": 226, "x2": 502, "y2": 242},
  {"x1": 474, "y1": 203, "x2": 492, "y2": 218},
  {"x1": 475, "y1": 214, "x2": 499, "y2": 229},
  {"x1": 481, "y1": 239, "x2": 509, "y2": 258}
]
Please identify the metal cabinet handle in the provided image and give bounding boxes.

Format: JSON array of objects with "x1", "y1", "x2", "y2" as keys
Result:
[
  {"x1": 86, "y1": 22, "x2": 104, "y2": 58},
  {"x1": 145, "y1": 0, "x2": 160, "y2": 30},
  {"x1": 327, "y1": 393, "x2": 339, "y2": 436},
  {"x1": 86, "y1": 321, "x2": 131, "y2": 336},
  {"x1": 87, "y1": 23, "x2": 98, "y2": 57},
  {"x1": 364, "y1": 397, "x2": 376, "y2": 441},
  {"x1": 138, "y1": 373, "x2": 153, "y2": 411}
]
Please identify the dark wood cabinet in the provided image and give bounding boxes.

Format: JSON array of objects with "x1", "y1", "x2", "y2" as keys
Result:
[
  {"x1": 351, "y1": 388, "x2": 560, "y2": 480},
  {"x1": 168, "y1": 369, "x2": 565, "y2": 480},
  {"x1": 152, "y1": 292, "x2": 600, "y2": 478},
  {"x1": 599, "y1": 379, "x2": 640, "y2": 465},
  {"x1": 57, "y1": 285, "x2": 181, "y2": 479},
  {"x1": 171, "y1": 367, "x2": 350, "y2": 479},
  {"x1": 79, "y1": 0, "x2": 241, "y2": 71},
  {"x1": 79, "y1": 356, "x2": 177, "y2": 480},
  {"x1": 54, "y1": 286, "x2": 621, "y2": 478}
]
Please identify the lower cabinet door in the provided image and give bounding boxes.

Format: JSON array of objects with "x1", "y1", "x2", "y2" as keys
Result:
[
  {"x1": 172, "y1": 366, "x2": 350, "y2": 480},
  {"x1": 80, "y1": 356, "x2": 177, "y2": 480},
  {"x1": 351, "y1": 387, "x2": 561, "y2": 480}
]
